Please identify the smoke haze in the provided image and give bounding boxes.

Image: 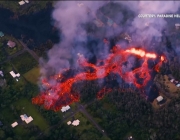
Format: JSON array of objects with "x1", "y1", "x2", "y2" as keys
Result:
[{"x1": 39, "y1": 1, "x2": 180, "y2": 83}]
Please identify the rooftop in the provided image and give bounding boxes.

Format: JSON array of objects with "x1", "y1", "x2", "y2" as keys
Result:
[
  {"x1": 11, "y1": 122, "x2": 18, "y2": 128},
  {"x1": 61, "y1": 105, "x2": 70, "y2": 112},
  {"x1": 72, "y1": 119, "x2": 80, "y2": 126},
  {"x1": 156, "y1": 96, "x2": 163, "y2": 102},
  {"x1": 7, "y1": 40, "x2": 16, "y2": 48},
  {"x1": 0, "y1": 31, "x2": 4, "y2": 37},
  {"x1": 19, "y1": 1, "x2": 25, "y2": 5}
]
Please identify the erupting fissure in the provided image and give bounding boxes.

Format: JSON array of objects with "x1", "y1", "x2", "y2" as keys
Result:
[{"x1": 32, "y1": 46, "x2": 165, "y2": 111}]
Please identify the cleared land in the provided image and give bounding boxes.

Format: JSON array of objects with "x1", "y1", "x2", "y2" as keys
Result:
[
  {"x1": 11, "y1": 51, "x2": 38, "y2": 74},
  {"x1": 24, "y1": 67, "x2": 40, "y2": 84}
]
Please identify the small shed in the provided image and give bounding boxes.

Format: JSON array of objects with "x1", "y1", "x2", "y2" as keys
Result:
[
  {"x1": 67, "y1": 121, "x2": 71, "y2": 125},
  {"x1": 156, "y1": 96, "x2": 163, "y2": 102},
  {"x1": 11, "y1": 122, "x2": 18, "y2": 128}
]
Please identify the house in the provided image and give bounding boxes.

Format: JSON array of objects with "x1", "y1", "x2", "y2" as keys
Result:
[
  {"x1": 175, "y1": 23, "x2": 180, "y2": 29},
  {"x1": 9, "y1": 71, "x2": 20, "y2": 79},
  {"x1": 156, "y1": 96, "x2": 163, "y2": 102},
  {"x1": 0, "y1": 31, "x2": 4, "y2": 37},
  {"x1": 0, "y1": 71, "x2": 3, "y2": 77},
  {"x1": 20, "y1": 114, "x2": 33, "y2": 124},
  {"x1": 61, "y1": 105, "x2": 70, "y2": 112},
  {"x1": 72, "y1": 119, "x2": 80, "y2": 126},
  {"x1": 156, "y1": 96, "x2": 166, "y2": 106},
  {"x1": 7, "y1": 40, "x2": 16, "y2": 48},
  {"x1": 107, "y1": 18, "x2": 114, "y2": 26},
  {"x1": 19, "y1": 1, "x2": 25, "y2": 5},
  {"x1": 11, "y1": 122, "x2": 18, "y2": 128},
  {"x1": 25, "y1": 0, "x2": 29, "y2": 3},
  {"x1": 67, "y1": 121, "x2": 71, "y2": 125}
]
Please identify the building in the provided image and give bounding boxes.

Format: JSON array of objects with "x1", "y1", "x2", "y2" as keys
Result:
[
  {"x1": 11, "y1": 122, "x2": 18, "y2": 128},
  {"x1": 107, "y1": 18, "x2": 114, "y2": 26},
  {"x1": 72, "y1": 120, "x2": 80, "y2": 126},
  {"x1": 175, "y1": 23, "x2": 180, "y2": 30},
  {"x1": 9, "y1": 71, "x2": 20, "y2": 79},
  {"x1": 7, "y1": 40, "x2": 16, "y2": 48},
  {"x1": 25, "y1": 0, "x2": 29, "y2": 3},
  {"x1": 20, "y1": 114, "x2": 33, "y2": 124},
  {"x1": 67, "y1": 121, "x2": 71, "y2": 125},
  {"x1": 0, "y1": 31, "x2": 4, "y2": 37},
  {"x1": 0, "y1": 71, "x2": 3, "y2": 77},
  {"x1": 61, "y1": 105, "x2": 70, "y2": 112},
  {"x1": 156, "y1": 96, "x2": 163, "y2": 102},
  {"x1": 19, "y1": 1, "x2": 25, "y2": 5}
]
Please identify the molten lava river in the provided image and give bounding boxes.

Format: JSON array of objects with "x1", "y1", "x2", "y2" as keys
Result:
[{"x1": 32, "y1": 46, "x2": 165, "y2": 111}]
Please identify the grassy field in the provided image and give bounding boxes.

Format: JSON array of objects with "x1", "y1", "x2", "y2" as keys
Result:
[
  {"x1": 23, "y1": 66, "x2": 40, "y2": 84},
  {"x1": 14, "y1": 98, "x2": 49, "y2": 131},
  {"x1": 65, "y1": 112, "x2": 103, "y2": 140},
  {"x1": 11, "y1": 51, "x2": 38, "y2": 74}
]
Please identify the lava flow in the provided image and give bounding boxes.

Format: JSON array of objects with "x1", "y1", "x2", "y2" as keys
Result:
[{"x1": 32, "y1": 46, "x2": 165, "y2": 111}]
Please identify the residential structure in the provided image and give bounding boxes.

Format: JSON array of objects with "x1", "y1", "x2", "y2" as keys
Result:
[
  {"x1": 175, "y1": 23, "x2": 180, "y2": 30},
  {"x1": 19, "y1": 1, "x2": 25, "y2": 5},
  {"x1": 11, "y1": 122, "x2": 18, "y2": 128},
  {"x1": 61, "y1": 105, "x2": 70, "y2": 112},
  {"x1": 7, "y1": 40, "x2": 16, "y2": 48},
  {"x1": 72, "y1": 119, "x2": 80, "y2": 126},
  {"x1": 0, "y1": 71, "x2": 3, "y2": 77},
  {"x1": 9, "y1": 71, "x2": 20, "y2": 78},
  {"x1": 20, "y1": 114, "x2": 33, "y2": 124},
  {"x1": 67, "y1": 121, "x2": 71, "y2": 125},
  {"x1": 0, "y1": 31, "x2": 4, "y2": 37}
]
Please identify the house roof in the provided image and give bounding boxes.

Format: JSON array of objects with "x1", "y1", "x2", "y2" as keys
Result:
[
  {"x1": 9, "y1": 71, "x2": 20, "y2": 78},
  {"x1": 7, "y1": 40, "x2": 16, "y2": 48},
  {"x1": 61, "y1": 105, "x2": 70, "y2": 112},
  {"x1": 19, "y1": 1, "x2": 25, "y2": 5},
  {"x1": 0, "y1": 31, "x2": 4, "y2": 37},
  {"x1": 25, "y1": 0, "x2": 29, "y2": 3},
  {"x1": 11, "y1": 122, "x2": 18, "y2": 128},
  {"x1": 156, "y1": 96, "x2": 163, "y2": 102},
  {"x1": 72, "y1": 120, "x2": 80, "y2": 126},
  {"x1": 67, "y1": 121, "x2": 71, "y2": 125},
  {"x1": 20, "y1": 114, "x2": 33, "y2": 124},
  {"x1": 10, "y1": 71, "x2": 16, "y2": 78}
]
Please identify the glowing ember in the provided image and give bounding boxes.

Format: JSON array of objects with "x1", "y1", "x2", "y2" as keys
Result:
[{"x1": 32, "y1": 46, "x2": 165, "y2": 111}]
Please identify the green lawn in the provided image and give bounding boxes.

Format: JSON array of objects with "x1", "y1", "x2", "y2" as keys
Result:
[
  {"x1": 23, "y1": 67, "x2": 40, "y2": 84},
  {"x1": 65, "y1": 112, "x2": 103, "y2": 140},
  {"x1": 11, "y1": 51, "x2": 38, "y2": 74},
  {"x1": 14, "y1": 98, "x2": 49, "y2": 131}
]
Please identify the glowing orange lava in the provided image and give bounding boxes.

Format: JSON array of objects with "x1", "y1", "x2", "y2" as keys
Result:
[{"x1": 32, "y1": 46, "x2": 165, "y2": 111}]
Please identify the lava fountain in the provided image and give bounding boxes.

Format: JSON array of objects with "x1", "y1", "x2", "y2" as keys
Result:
[{"x1": 32, "y1": 46, "x2": 165, "y2": 111}]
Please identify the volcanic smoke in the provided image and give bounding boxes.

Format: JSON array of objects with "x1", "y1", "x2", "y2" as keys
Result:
[{"x1": 32, "y1": 46, "x2": 165, "y2": 111}]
